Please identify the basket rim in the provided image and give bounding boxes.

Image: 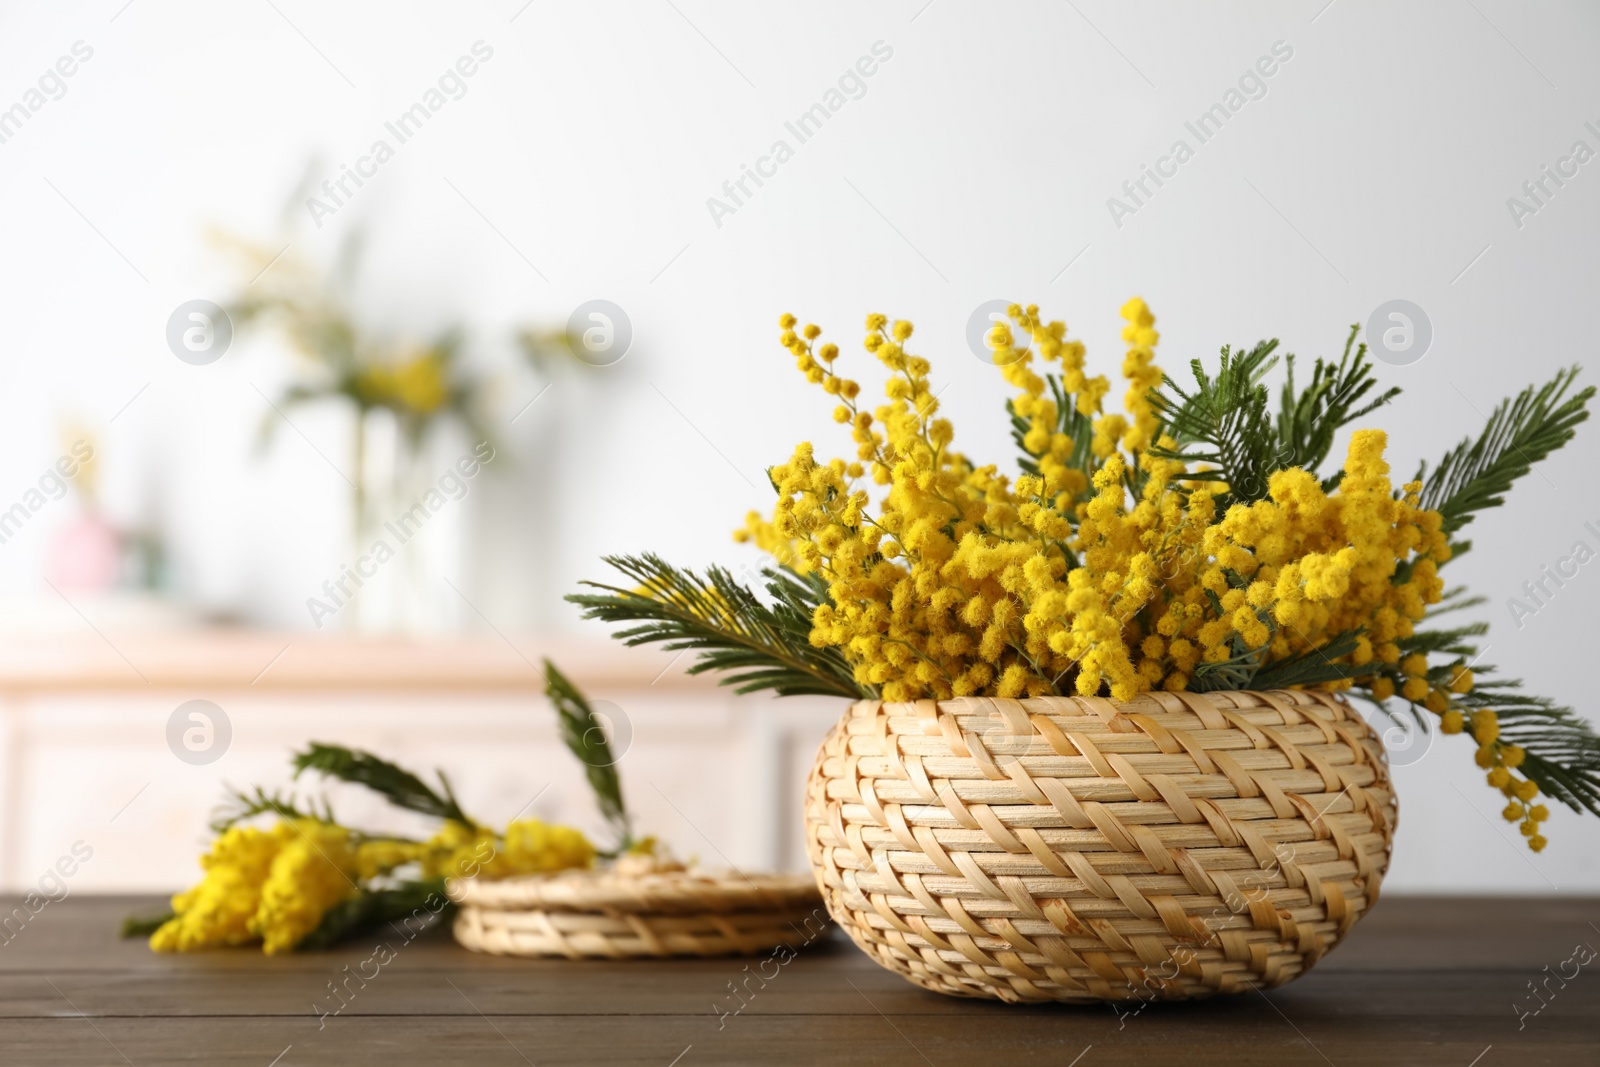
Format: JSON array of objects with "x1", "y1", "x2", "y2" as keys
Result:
[
  {"x1": 449, "y1": 868, "x2": 823, "y2": 914},
  {"x1": 868, "y1": 687, "x2": 1351, "y2": 714}
]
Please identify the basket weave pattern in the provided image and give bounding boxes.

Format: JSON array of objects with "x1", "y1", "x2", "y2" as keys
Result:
[
  {"x1": 453, "y1": 905, "x2": 825, "y2": 959},
  {"x1": 803, "y1": 689, "x2": 1395, "y2": 1003},
  {"x1": 452, "y1": 869, "x2": 825, "y2": 960}
]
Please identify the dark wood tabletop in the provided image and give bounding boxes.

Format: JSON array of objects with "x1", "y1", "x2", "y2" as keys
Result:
[{"x1": 1, "y1": 895, "x2": 1596, "y2": 1066}]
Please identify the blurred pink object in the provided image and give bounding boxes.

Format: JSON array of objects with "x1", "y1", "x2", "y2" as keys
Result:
[{"x1": 46, "y1": 513, "x2": 121, "y2": 591}]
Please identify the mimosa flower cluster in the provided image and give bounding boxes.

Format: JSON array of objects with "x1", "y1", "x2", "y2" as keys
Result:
[
  {"x1": 742, "y1": 302, "x2": 1425, "y2": 701},
  {"x1": 728, "y1": 300, "x2": 1569, "y2": 850},
  {"x1": 150, "y1": 817, "x2": 595, "y2": 955},
  {"x1": 134, "y1": 666, "x2": 638, "y2": 954},
  {"x1": 352, "y1": 350, "x2": 452, "y2": 415}
]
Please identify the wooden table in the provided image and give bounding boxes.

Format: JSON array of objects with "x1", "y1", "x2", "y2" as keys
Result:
[{"x1": 2, "y1": 896, "x2": 1596, "y2": 1065}]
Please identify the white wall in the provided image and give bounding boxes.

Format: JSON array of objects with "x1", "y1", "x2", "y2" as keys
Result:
[{"x1": 0, "y1": 1, "x2": 1596, "y2": 891}]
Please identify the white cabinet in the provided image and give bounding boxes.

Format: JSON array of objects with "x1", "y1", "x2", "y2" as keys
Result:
[{"x1": 0, "y1": 632, "x2": 845, "y2": 892}]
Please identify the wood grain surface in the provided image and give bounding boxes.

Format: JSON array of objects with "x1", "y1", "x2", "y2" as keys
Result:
[{"x1": 1, "y1": 895, "x2": 1596, "y2": 1065}]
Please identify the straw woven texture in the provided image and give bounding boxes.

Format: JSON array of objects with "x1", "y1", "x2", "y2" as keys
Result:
[
  {"x1": 803, "y1": 689, "x2": 1395, "y2": 1003},
  {"x1": 452, "y1": 868, "x2": 825, "y2": 960}
]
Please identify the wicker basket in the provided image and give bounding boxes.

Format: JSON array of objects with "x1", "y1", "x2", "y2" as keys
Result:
[
  {"x1": 452, "y1": 863, "x2": 825, "y2": 960},
  {"x1": 803, "y1": 689, "x2": 1395, "y2": 1003}
]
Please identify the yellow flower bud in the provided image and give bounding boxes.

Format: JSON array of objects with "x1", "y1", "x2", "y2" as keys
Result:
[{"x1": 1470, "y1": 710, "x2": 1499, "y2": 746}]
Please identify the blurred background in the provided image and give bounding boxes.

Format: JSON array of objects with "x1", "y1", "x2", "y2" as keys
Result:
[{"x1": 0, "y1": 0, "x2": 1596, "y2": 894}]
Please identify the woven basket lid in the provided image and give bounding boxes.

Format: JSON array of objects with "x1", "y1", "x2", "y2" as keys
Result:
[{"x1": 450, "y1": 860, "x2": 822, "y2": 916}]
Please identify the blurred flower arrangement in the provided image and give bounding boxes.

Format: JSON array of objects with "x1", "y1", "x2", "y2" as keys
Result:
[
  {"x1": 216, "y1": 229, "x2": 495, "y2": 524},
  {"x1": 212, "y1": 169, "x2": 621, "y2": 630},
  {"x1": 125, "y1": 663, "x2": 642, "y2": 953},
  {"x1": 573, "y1": 300, "x2": 1600, "y2": 852}
]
